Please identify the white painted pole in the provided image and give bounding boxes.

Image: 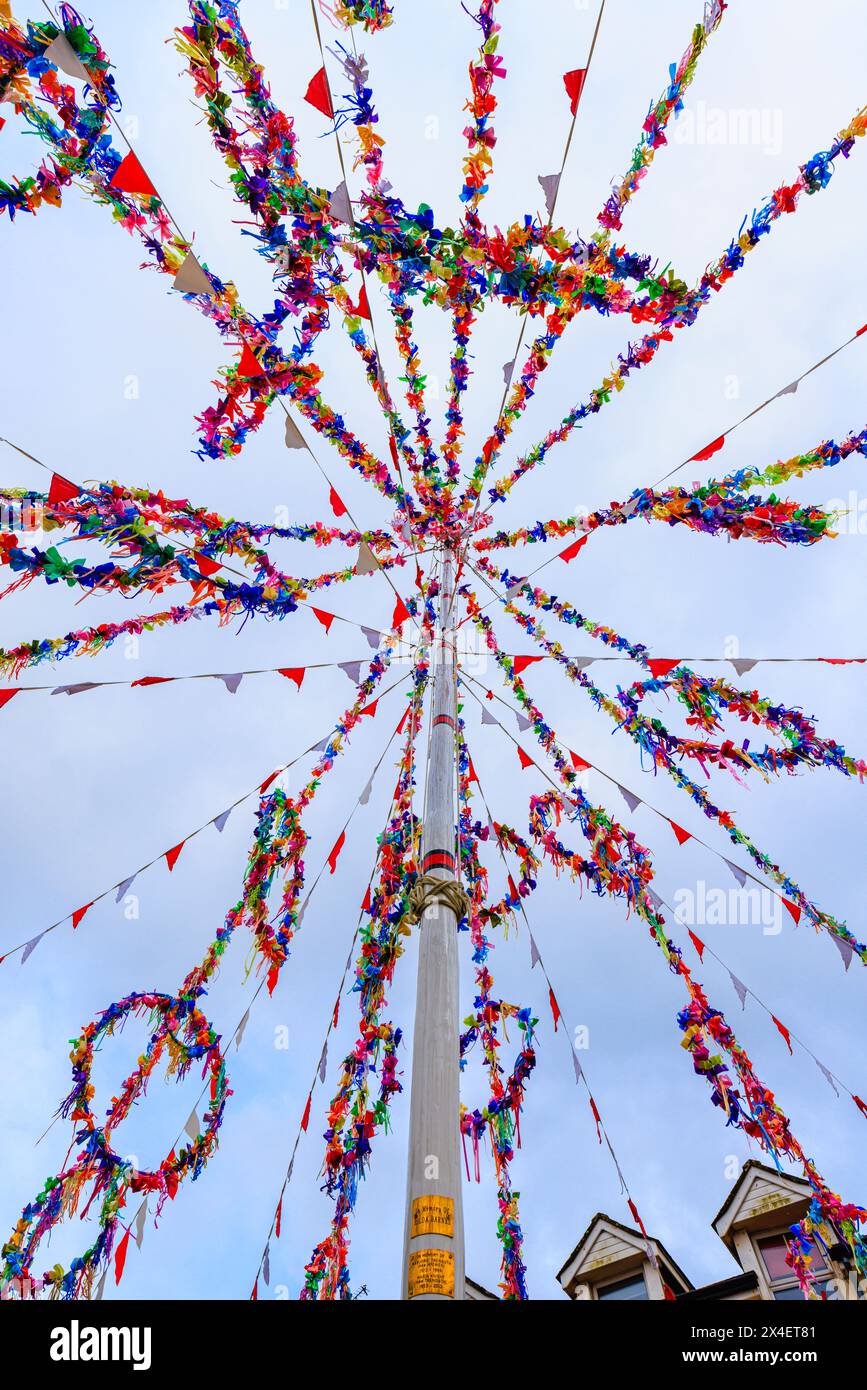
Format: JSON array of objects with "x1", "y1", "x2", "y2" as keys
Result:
[{"x1": 401, "y1": 545, "x2": 465, "y2": 1300}]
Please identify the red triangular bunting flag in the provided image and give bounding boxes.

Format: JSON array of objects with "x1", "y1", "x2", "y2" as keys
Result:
[
  {"x1": 327, "y1": 830, "x2": 346, "y2": 875},
  {"x1": 559, "y1": 535, "x2": 588, "y2": 563},
  {"x1": 301, "y1": 1093, "x2": 312, "y2": 1131},
  {"x1": 267, "y1": 964, "x2": 279, "y2": 996},
  {"x1": 332, "y1": 997, "x2": 340, "y2": 1029},
  {"x1": 589, "y1": 1095, "x2": 602, "y2": 1142},
  {"x1": 853, "y1": 1095, "x2": 867, "y2": 1119},
  {"x1": 563, "y1": 67, "x2": 586, "y2": 115},
  {"x1": 690, "y1": 434, "x2": 725, "y2": 463},
  {"x1": 507, "y1": 874, "x2": 519, "y2": 901},
  {"x1": 396, "y1": 705, "x2": 411, "y2": 735},
  {"x1": 549, "y1": 987, "x2": 561, "y2": 1031},
  {"x1": 772, "y1": 1015, "x2": 793, "y2": 1054},
  {"x1": 279, "y1": 667, "x2": 305, "y2": 689},
  {"x1": 275, "y1": 1197, "x2": 283, "y2": 1239},
  {"x1": 304, "y1": 65, "x2": 333, "y2": 119},
  {"x1": 359, "y1": 699, "x2": 378, "y2": 719},
  {"x1": 251, "y1": 1278, "x2": 258, "y2": 1302},
  {"x1": 165, "y1": 841, "x2": 186, "y2": 872},
  {"x1": 0, "y1": 690, "x2": 19, "y2": 710},
  {"x1": 467, "y1": 758, "x2": 478, "y2": 785},
  {"x1": 72, "y1": 902, "x2": 94, "y2": 930},
  {"x1": 570, "y1": 750, "x2": 590, "y2": 772},
  {"x1": 194, "y1": 552, "x2": 221, "y2": 578},
  {"x1": 361, "y1": 883, "x2": 372, "y2": 912},
  {"x1": 669, "y1": 820, "x2": 692, "y2": 846},
  {"x1": 312, "y1": 608, "x2": 335, "y2": 634},
  {"x1": 513, "y1": 655, "x2": 543, "y2": 676},
  {"x1": 663, "y1": 1283, "x2": 677, "y2": 1301},
  {"x1": 647, "y1": 658, "x2": 679, "y2": 679},
  {"x1": 687, "y1": 929, "x2": 705, "y2": 962},
  {"x1": 782, "y1": 898, "x2": 801, "y2": 925},
  {"x1": 392, "y1": 594, "x2": 410, "y2": 628},
  {"x1": 517, "y1": 747, "x2": 533, "y2": 771},
  {"x1": 114, "y1": 1228, "x2": 131, "y2": 1285},
  {"x1": 131, "y1": 676, "x2": 174, "y2": 687},
  {"x1": 260, "y1": 770, "x2": 279, "y2": 793},
  {"x1": 47, "y1": 472, "x2": 80, "y2": 506},
  {"x1": 329, "y1": 486, "x2": 347, "y2": 518},
  {"x1": 352, "y1": 284, "x2": 371, "y2": 320},
  {"x1": 238, "y1": 343, "x2": 265, "y2": 378},
  {"x1": 627, "y1": 1200, "x2": 648, "y2": 1238},
  {"x1": 388, "y1": 435, "x2": 399, "y2": 468},
  {"x1": 109, "y1": 151, "x2": 157, "y2": 199}
]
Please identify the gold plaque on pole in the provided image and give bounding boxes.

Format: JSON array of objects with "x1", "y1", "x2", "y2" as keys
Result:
[
  {"x1": 407, "y1": 1248, "x2": 455, "y2": 1299},
  {"x1": 411, "y1": 1195, "x2": 455, "y2": 1238}
]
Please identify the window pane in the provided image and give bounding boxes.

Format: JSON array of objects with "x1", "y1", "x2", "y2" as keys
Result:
[
  {"x1": 773, "y1": 1284, "x2": 804, "y2": 1301},
  {"x1": 759, "y1": 1236, "x2": 792, "y2": 1282},
  {"x1": 759, "y1": 1234, "x2": 828, "y2": 1284},
  {"x1": 597, "y1": 1273, "x2": 648, "y2": 1301}
]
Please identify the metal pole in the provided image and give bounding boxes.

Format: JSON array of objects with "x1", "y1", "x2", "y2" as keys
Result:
[{"x1": 401, "y1": 544, "x2": 465, "y2": 1300}]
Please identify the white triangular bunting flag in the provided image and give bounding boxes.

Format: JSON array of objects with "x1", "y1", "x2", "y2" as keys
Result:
[
  {"x1": 617, "y1": 783, "x2": 641, "y2": 814},
  {"x1": 515, "y1": 713, "x2": 533, "y2": 732},
  {"x1": 328, "y1": 178, "x2": 353, "y2": 224},
  {"x1": 775, "y1": 379, "x2": 799, "y2": 398},
  {"x1": 339, "y1": 661, "x2": 363, "y2": 685},
  {"x1": 359, "y1": 777, "x2": 374, "y2": 806},
  {"x1": 529, "y1": 932, "x2": 541, "y2": 969},
  {"x1": 724, "y1": 858, "x2": 747, "y2": 888},
  {"x1": 115, "y1": 874, "x2": 136, "y2": 903},
  {"x1": 571, "y1": 1049, "x2": 584, "y2": 1084},
  {"x1": 217, "y1": 672, "x2": 244, "y2": 694},
  {"x1": 502, "y1": 358, "x2": 515, "y2": 385},
  {"x1": 362, "y1": 626, "x2": 381, "y2": 650},
  {"x1": 284, "y1": 414, "x2": 307, "y2": 450},
  {"x1": 173, "y1": 251, "x2": 213, "y2": 297},
  {"x1": 52, "y1": 682, "x2": 99, "y2": 696},
  {"x1": 263, "y1": 1243, "x2": 271, "y2": 1286},
  {"x1": 728, "y1": 971, "x2": 748, "y2": 1009},
  {"x1": 134, "y1": 1202, "x2": 148, "y2": 1250},
  {"x1": 44, "y1": 34, "x2": 89, "y2": 81},
  {"x1": 94, "y1": 1269, "x2": 107, "y2": 1302},
  {"x1": 537, "y1": 172, "x2": 561, "y2": 219},
  {"x1": 572, "y1": 657, "x2": 595, "y2": 671},
  {"x1": 619, "y1": 497, "x2": 640, "y2": 519},
  {"x1": 235, "y1": 1008, "x2": 251, "y2": 1050},
  {"x1": 318, "y1": 1042, "x2": 328, "y2": 1084},
  {"x1": 21, "y1": 933, "x2": 45, "y2": 965},
  {"x1": 646, "y1": 888, "x2": 663, "y2": 913},
  {"x1": 729, "y1": 658, "x2": 758, "y2": 677},
  {"x1": 505, "y1": 578, "x2": 525, "y2": 597},
  {"x1": 213, "y1": 808, "x2": 232, "y2": 833},
  {"x1": 313, "y1": 737, "x2": 330, "y2": 754},
  {"x1": 831, "y1": 932, "x2": 853, "y2": 972},
  {"x1": 184, "y1": 1109, "x2": 200, "y2": 1143},
  {"x1": 481, "y1": 705, "x2": 497, "y2": 726},
  {"x1": 355, "y1": 542, "x2": 380, "y2": 575},
  {"x1": 816, "y1": 1059, "x2": 839, "y2": 1097}
]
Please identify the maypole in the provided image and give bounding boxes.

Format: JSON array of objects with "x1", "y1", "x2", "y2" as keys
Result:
[{"x1": 401, "y1": 545, "x2": 467, "y2": 1300}]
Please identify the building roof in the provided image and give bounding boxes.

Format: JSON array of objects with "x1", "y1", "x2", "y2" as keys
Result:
[
  {"x1": 465, "y1": 1276, "x2": 499, "y2": 1300},
  {"x1": 556, "y1": 1211, "x2": 693, "y2": 1293},
  {"x1": 677, "y1": 1270, "x2": 760, "y2": 1302},
  {"x1": 711, "y1": 1159, "x2": 810, "y2": 1232}
]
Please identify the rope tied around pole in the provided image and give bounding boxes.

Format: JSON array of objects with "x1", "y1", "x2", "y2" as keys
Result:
[{"x1": 406, "y1": 873, "x2": 470, "y2": 925}]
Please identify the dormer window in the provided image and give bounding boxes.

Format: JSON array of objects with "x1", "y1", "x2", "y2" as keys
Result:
[
  {"x1": 756, "y1": 1233, "x2": 835, "y2": 1301},
  {"x1": 595, "y1": 1271, "x2": 648, "y2": 1301}
]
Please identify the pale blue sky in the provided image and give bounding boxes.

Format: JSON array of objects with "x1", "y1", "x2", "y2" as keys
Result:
[{"x1": 1, "y1": 0, "x2": 865, "y2": 1300}]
